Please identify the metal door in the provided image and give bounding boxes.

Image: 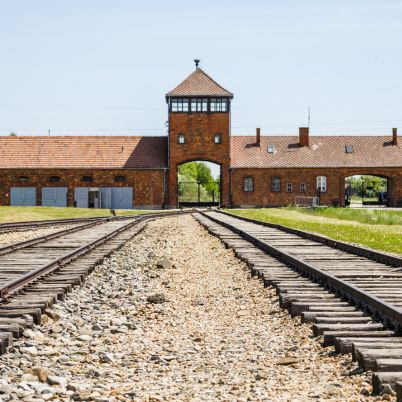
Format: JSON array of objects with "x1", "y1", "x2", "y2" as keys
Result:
[
  {"x1": 10, "y1": 187, "x2": 36, "y2": 206},
  {"x1": 74, "y1": 187, "x2": 89, "y2": 208},
  {"x1": 42, "y1": 187, "x2": 67, "y2": 207},
  {"x1": 100, "y1": 188, "x2": 112, "y2": 209},
  {"x1": 111, "y1": 187, "x2": 133, "y2": 209}
]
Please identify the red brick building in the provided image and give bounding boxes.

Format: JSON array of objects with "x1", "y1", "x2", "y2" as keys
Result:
[{"x1": 0, "y1": 67, "x2": 401, "y2": 208}]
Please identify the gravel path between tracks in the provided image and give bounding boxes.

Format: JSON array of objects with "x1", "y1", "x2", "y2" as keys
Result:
[
  {"x1": 0, "y1": 225, "x2": 78, "y2": 247},
  {"x1": 0, "y1": 215, "x2": 391, "y2": 401}
]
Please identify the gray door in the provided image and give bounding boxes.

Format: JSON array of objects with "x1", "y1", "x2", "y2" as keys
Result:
[
  {"x1": 74, "y1": 187, "x2": 89, "y2": 208},
  {"x1": 111, "y1": 187, "x2": 133, "y2": 209},
  {"x1": 42, "y1": 187, "x2": 67, "y2": 207},
  {"x1": 10, "y1": 187, "x2": 36, "y2": 206},
  {"x1": 100, "y1": 188, "x2": 112, "y2": 209}
]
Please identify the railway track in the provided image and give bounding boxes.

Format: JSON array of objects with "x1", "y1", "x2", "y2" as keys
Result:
[
  {"x1": 195, "y1": 210, "x2": 402, "y2": 398},
  {"x1": 0, "y1": 216, "x2": 110, "y2": 234},
  {"x1": 0, "y1": 212, "x2": 182, "y2": 355}
]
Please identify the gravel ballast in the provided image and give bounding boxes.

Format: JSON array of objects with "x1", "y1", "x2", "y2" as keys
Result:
[
  {"x1": 0, "y1": 225, "x2": 78, "y2": 247},
  {"x1": 0, "y1": 215, "x2": 390, "y2": 401}
]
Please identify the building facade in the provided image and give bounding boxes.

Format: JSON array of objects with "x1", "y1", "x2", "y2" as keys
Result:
[{"x1": 0, "y1": 67, "x2": 401, "y2": 208}]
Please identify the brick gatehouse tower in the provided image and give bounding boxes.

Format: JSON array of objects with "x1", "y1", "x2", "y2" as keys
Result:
[{"x1": 166, "y1": 63, "x2": 233, "y2": 207}]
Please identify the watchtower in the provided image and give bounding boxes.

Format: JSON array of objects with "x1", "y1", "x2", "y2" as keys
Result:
[{"x1": 166, "y1": 62, "x2": 233, "y2": 207}]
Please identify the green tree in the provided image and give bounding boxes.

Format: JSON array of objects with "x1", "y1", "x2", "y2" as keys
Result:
[
  {"x1": 9, "y1": 132, "x2": 17, "y2": 136},
  {"x1": 346, "y1": 175, "x2": 387, "y2": 198}
]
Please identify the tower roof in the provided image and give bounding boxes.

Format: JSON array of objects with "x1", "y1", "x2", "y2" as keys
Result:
[{"x1": 166, "y1": 68, "x2": 233, "y2": 98}]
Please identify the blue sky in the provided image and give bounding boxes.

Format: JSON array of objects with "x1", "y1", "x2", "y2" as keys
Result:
[{"x1": 0, "y1": 0, "x2": 401, "y2": 137}]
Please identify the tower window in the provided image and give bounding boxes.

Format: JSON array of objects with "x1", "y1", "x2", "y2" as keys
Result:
[
  {"x1": 191, "y1": 98, "x2": 208, "y2": 112},
  {"x1": 214, "y1": 134, "x2": 221, "y2": 144},
  {"x1": 171, "y1": 98, "x2": 189, "y2": 112},
  {"x1": 178, "y1": 134, "x2": 185, "y2": 144},
  {"x1": 271, "y1": 177, "x2": 281, "y2": 192},
  {"x1": 210, "y1": 98, "x2": 228, "y2": 112}
]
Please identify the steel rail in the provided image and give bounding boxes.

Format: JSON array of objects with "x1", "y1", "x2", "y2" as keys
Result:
[
  {"x1": 0, "y1": 216, "x2": 111, "y2": 233},
  {"x1": 217, "y1": 210, "x2": 402, "y2": 267},
  {"x1": 0, "y1": 211, "x2": 186, "y2": 299},
  {"x1": 199, "y1": 211, "x2": 402, "y2": 332},
  {"x1": 0, "y1": 218, "x2": 110, "y2": 257}
]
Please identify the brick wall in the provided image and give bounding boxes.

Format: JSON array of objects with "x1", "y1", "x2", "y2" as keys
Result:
[
  {"x1": 0, "y1": 168, "x2": 166, "y2": 208},
  {"x1": 168, "y1": 112, "x2": 231, "y2": 207},
  {"x1": 231, "y1": 167, "x2": 402, "y2": 207}
]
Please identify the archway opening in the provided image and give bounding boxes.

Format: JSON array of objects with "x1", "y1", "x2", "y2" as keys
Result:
[
  {"x1": 344, "y1": 175, "x2": 389, "y2": 207},
  {"x1": 177, "y1": 161, "x2": 221, "y2": 207}
]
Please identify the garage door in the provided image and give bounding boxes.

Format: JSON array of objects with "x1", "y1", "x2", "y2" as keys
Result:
[
  {"x1": 10, "y1": 187, "x2": 36, "y2": 206},
  {"x1": 42, "y1": 187, "x2": 67, "y2": 207},
  {"x1": 74, "y1": 187, "x2": 89, "y2": 208},
  {"x1": 111, "y1": 187, "x2": 133, "y2": 209}
]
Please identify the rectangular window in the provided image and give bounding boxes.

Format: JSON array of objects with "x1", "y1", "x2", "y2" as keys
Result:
[
  {"x1": 214, "y1": 134, "x2": 221, "y2": 144},
  {"x1": 243, "y1": 177, "x2": 254, "y2": 192},
  {"x1": 178, "y1": 134, "x2": 185, "y2": 144},
  {"x1": 317, "y1": 176, "x2": 327, "y2": 192},
  {"x1": 171, "y1": 98, "x2": 189, "y2": 112},
  {"x1": 271, "y1": 177, "x2": 281, "y2": 192},
  {"x1": 191, "y1": 98, "x2": 208, "y2": 112},
  {"x1": 300, "y1": 182, "x2": 306, "y2": 192},
  {"x1": 267, "y1": 144, "x2": 275, "y2": 153},
  {"x1": 210, "y1": 98, "x2": 228, "y2": 112},
  {"x1": 287, "y1": 183, "x2": 293, "y2": 192}
]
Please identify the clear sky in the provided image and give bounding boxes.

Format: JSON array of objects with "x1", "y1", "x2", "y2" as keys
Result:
[{"x1": 1, "y1": 0, "x2": 401, "y2": 137}]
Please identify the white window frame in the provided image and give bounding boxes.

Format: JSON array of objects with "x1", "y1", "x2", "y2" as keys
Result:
[
  {"x1": 300, "y1": 182, "x2": 306, "y2": 192},
  {"x1": 267, "y1": 144, "x2": 274, "y2": 153},
  {"x1": 178, "y1": 134, "x2": 185, "y2": 144},
  {"x1": 287, "y1": 183, "x2": 293, "y2": 192},
  {"x1": 316, "y1": 176, "x2": 327, "y2": 192}
]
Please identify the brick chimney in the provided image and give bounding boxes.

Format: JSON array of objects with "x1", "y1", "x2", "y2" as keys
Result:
[
  {"x1": 299, "y1": 127, "x2": 309, "y2": 147},
  {"x1": 256, "y1": 127, "x2": 261, "y2": 146},
  {"x1": 392, "y1": 128, "x2": 398, "y2": 145}
]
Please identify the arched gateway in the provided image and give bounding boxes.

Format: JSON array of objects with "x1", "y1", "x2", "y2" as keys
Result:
[{"x1": 165, "y1": 66, "x2": 233, "y2": 208}]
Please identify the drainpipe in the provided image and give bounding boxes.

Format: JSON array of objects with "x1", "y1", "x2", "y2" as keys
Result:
[{"x1": 229, "y1": 167, "x2": 234, "y2": 208}]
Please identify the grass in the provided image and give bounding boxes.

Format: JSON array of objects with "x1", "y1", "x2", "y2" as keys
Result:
[
  {"x1": 225, "y1": 207, "x2": 402, "y2": 256},
  {"x1": 0, "y1": 206, "x2": 166, "y2": 224}
]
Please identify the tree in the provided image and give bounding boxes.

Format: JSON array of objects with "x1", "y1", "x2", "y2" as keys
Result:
[
  {"x1": 178, "y1": 161, "x2": 219, "y2": 200},
  {"x1": 345, "y1": 175, "x2": 387, "y2": 197},
  {"x1": 9, "y1": 132, "x2": 17, "y2": 136}
]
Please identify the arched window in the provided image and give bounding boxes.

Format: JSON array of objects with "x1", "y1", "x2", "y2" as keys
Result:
[
  {"x1": 114, "y1": 175, "x2": 126, "y2": 183},
  {"x1": 18, "y1": 176, "x2": 29, "y2": 183},
  {"x1": 243, "y1": 177, "x2": 254, "y2": 192},
  {"x1": 49, "y1": 176, "x2": 60, "y2": 183},
  {"x1": 81, "y1": 176, "x2": 93, "y2": 183}
]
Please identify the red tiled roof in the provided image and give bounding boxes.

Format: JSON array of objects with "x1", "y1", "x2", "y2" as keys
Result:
[
  {"x1": 166, "y1": 68, "x2": 233, "y2": 98},
  {"x1": 0, "y1": 136, "x2": 167, "y2": 169},
  {"x1": 230, "y1": 135, "x2": 402, "y2": 168}
]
